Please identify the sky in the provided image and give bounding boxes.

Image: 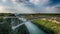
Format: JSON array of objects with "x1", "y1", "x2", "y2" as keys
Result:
[{"x1": 0, "y1": 0, "x2": 60, "y2": 13}]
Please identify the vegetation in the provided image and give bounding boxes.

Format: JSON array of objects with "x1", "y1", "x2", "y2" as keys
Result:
[
  {"x1": 0, "y1": 13, "x2": 15, "y2": 22},
  {"x1": 22, "y1": 14, "x2": 60, "y2": 34},
  {"x1": 0, "y1": 13, "x2": 60, "y2": 34},
  {"x1": 11, "y1": 24, "x2": 29, "y2": 34},
  {"x1": 0, "y1": 13, "x2": 13, "y2": 34},
  {"x1": 33, "y1": 19, "x2": 60, "y2": 34},
  {"x1": 0, "y1": 13, "x2": 29, "y2": 34}
]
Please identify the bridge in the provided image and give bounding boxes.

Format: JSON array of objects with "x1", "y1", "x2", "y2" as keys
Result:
[
  {"x1": 0, "y1": 14, "x2": 47, "y2": 34},
  {"x1": 3, "y1": 16, "x2": 27, "y2": 30}
]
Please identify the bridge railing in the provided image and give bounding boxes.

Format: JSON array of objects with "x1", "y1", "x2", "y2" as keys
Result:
[{"x1": 2, "y1": 17, "x2": 25, "y2": 30}]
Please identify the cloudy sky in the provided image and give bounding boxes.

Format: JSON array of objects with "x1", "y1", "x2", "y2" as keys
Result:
[{"x1": 0, "y1": 0, "x2": 60, "y2": 13}]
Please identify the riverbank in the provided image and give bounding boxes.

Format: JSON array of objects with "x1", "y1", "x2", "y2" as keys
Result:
[
  {"x1": 32, "y1": 20, "x2": 60, "y2": 34},
  {"x1": 31, "y1": 21, "x2": 55, "y2": 34}
]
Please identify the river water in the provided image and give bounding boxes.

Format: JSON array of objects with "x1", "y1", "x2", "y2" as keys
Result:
[
  {"x1": 25, "y1": 21, "x2": 46, "y2": 34},
  {"x1": 9, "y1": 14, "x2": 47, "y2": 34},
  {"x1": 17, "y1": 16, "x2": 47, "y2": 34}
]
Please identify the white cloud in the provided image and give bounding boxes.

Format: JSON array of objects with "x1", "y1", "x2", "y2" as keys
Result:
[
  {"x1": 32, "y1": 5, "x2": 60, "y2": 13},
  {"x1": 0, "y1": 0, "x2": 6, "y2": 2},
  {"x1": 0, "y1": 6, "x2": 14, "y2": 13},
  {"x1": 43, "y1": 5, "x2": 60, "y2": 13},
  {"x1": 12, "y1": 0, "x2": 49, "y2": 5},
  {"x1": 11, "y1": 0, "x2": 17, "y2": 4},
  {"x1": 17, "y1": 7, "x2": 35, "y2": 13},
  {"x1": 2, "y1": 0, "x2": 7, "y2": 2},
  {"x1": 29, "y1": 0, "x2": 49, "y2": 5},
  {"x1": 45, "y1": 6, "x2": 57, "y2": 13},
  {"x1": 0, "y1": 4, "x2": 60, "y2": 13},
  {"x1": 0, "y1": 6, "x2": 4, "y2": 10},
  {"x1": 10, "y1": 0, "x2": 36, "y2": 13},
  {"x1": 0, "y1": 0, "x2": 60, "y2": 13},
  {"x1": 0, "y1": 0, "x2": 35, "y2": 13},
  {"x1": 0, "y1": 5, "x2": 35, "y2": 13}
]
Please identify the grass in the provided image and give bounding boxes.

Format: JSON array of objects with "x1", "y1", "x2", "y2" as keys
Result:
[
  {"x1": 33, "y1": 19, "x2": 60, "y2": 34},
  {"x1": 0, "y1": 16, "x2": 4, "y2": 22}
]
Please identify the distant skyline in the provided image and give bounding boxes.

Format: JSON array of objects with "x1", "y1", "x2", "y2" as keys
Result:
[{"x1": 0, "y1": 0, "x2": 60, "y2": 13}]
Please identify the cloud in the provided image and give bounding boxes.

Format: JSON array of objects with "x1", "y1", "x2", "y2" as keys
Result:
[
  {"x1": 0, "y1": 0, "x2": 60, "y2": 13},
  {"x1": 11, "y1": 0, "x2": 26, "y2": 4},
  {"x1": 45, "y1": 6, "x2": 57, "y2": 13},
  {"x1": 0, "y1": 0, "x2": 8, "y2": 3},
  {"x1": 17, "y1": 6, "x2": 34, "y2": 13},
  {"x1": 0, "y1": 6, "x2": 15, "y2": 13},
  {"x1": 36, "y1": 5, "x2": 60, "y2": 13},
  {"x1": 2, "y1": 0, "x2": 7, "y2": 2},
  {"x1": 0, "y1": 5, "x2": 35, "y2": 13},
  {"x1": 11, "y1": 0, "x2": 50, "y2": 5},
  {"x1": 29, "y1": 0, "x2": 49, "y2": 5},
  {"x1": 45, "y1": 5, "x2": 60, "y2": 13},
  {"x1": 0, "y1": 0, "x2": 35, "y2": 13}
]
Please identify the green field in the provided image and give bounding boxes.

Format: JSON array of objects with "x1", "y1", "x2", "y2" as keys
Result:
[{"x1": 33, "y1": 19, "x2": 60, "y2": 34}]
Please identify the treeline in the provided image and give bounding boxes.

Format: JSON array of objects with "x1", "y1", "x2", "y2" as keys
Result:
[
  {"x1": 0, "y1": 13, "x2": 15, "y2": 16},
  {"x1": 0, "y1": 13, "x2": 15, "y2": 22}
]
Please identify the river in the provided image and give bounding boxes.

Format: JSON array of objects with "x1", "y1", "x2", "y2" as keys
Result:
[{"x1": 14, "y1": 14, "x2": 47, "y2": 34}]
